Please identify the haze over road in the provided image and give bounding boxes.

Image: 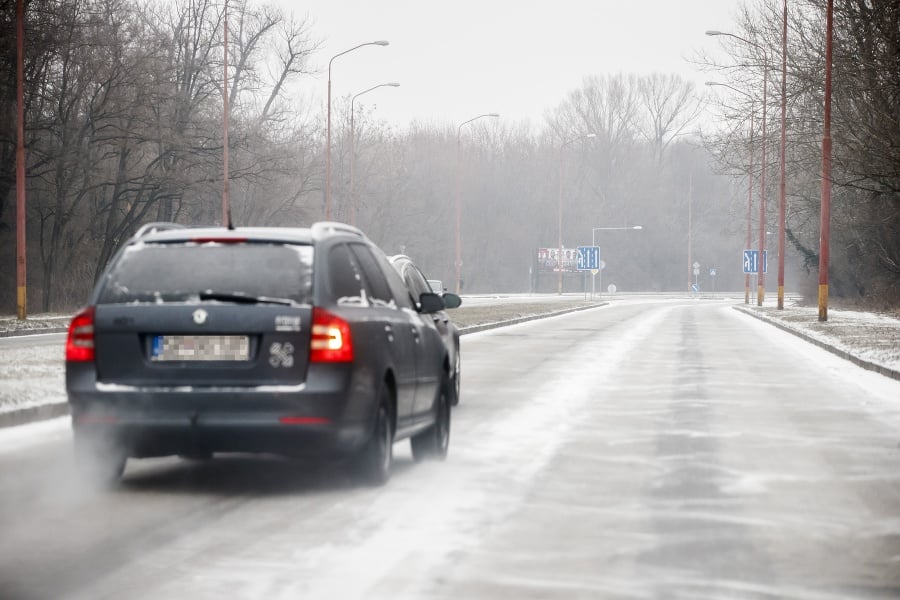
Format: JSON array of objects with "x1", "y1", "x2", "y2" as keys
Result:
[{"x1": 2, "y1": 298, "x2": 899, "y2": 599}]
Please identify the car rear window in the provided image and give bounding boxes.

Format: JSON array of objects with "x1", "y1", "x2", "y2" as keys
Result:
[{"x1": 97, "y1": 242, "x2": 314, "y2": 304}]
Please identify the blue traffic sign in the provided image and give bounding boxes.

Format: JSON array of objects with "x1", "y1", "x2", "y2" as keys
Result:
[
  {"x1": 577, "y1": 246, "x2": 600, "y2": 271},
  {"x1": 743, "y1": 250, "x2": 768, "y2": 274}
]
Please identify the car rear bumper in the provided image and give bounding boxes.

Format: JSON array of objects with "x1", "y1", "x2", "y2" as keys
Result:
[
  {"x1": 67, "y1": 364, "x2": 378, "y2": 459},
  {"x1": 71, "y1": 414, "x2": 370, "y2": 459}
]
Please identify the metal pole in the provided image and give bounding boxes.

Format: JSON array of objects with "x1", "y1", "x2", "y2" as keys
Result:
[
  {"x1": 455, "y1": 130, "x2": 462, "y2": 294},
  {"x1": 349, "y1": 97, "x2": 356, "y2": 226},
  {"x1": 455, "y1": 113, "x2": 498, "y2": 294},
  {"x1": 687, "y1": 173, "x2": 693, "y2": 292},
  {"x1": 16, "y1": 0, "x2": 26, "y2": 319},
  {"x1": 758, "y1": 58, "x2": 768, "y2": 306},
  {"x1": 349, "y1": 83, "x2": 398, "y2": 228},
  {"x1": 325, "y1": 41, "x2": 389, "y2": 221},
  {"x1": 591, "y1": 229, "x2": 596, "y2": 300},
  {"x1": 818, "y1": 0, "x2": 833, "y2": 321},
  {"x1": 777, "y1": 0, "x2": 787, "y2": 309},
  {"x1": 222, "y1": 1, "x2": 230, "y2": 228},
  {"x1": 325, "y1": 71, "x2": 332, "y2": 219},
  {"x1": 746, "y1": 102, "x2": 754, "y2": 305},
  {"x1": 557, "y1": 149, "x2": 564, "y2": 294}
]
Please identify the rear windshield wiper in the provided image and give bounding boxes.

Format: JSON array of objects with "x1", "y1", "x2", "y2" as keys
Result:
[{"x1": 198, "y1": 291, "x2": 296, "y2": 306}]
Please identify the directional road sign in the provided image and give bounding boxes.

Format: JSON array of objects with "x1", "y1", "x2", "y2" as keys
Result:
[
  {"x1": 743, "y1": 250, "x2": 768, "y2": 274},
  {"x1": 577, "y1": 246, "x2": 600, "y2": 271}
]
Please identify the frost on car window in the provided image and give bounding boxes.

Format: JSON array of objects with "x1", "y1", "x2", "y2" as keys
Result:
[{"x1": 97, "y1": 243, "x2": 314, "y2": 304}]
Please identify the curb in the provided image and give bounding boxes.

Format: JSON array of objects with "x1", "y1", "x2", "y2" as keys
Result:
[
  {"x1": 459, "y1": 302, "x2": 606, "y2": 335},
  {"x1": 0, "y1": 402, "x2": 70, "y2": 429},
  {"x1": 0, "y1": 326, "x2": 68, "y2": 338},
  {"x1": 733, "y1": 305, "x2": 900, "y2": 382}
]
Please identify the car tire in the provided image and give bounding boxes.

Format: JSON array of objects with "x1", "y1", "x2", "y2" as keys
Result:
[
  {"x1": 351, "y1": 383, "x2": 394, "y2": 486},
  {"x1": 74, "y1": 429, "x2": 127, "y2": 486},
  {"x1": 410, "y1": 376, "x2": 451, "y2": 462},
  {"x1": 451, "y1": 348, "x2": 461, "y2": 406}
]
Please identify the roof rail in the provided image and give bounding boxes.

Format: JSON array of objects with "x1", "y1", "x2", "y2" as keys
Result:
[
  {"x1": 132, "y1": 222, "x2": 186, "y2": 239},
  {"x1": 311, "y1": 221, "x2": 365, "y2": 240}
]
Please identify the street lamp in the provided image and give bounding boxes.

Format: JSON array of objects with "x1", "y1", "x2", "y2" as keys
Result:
[
  {"x1": 706, "y1": 81, "x2": 755, "y2": 304},
  {"x1": 326, "y1": 40, "x2": 389, "y2": 221},
  {"x1": 819, "y1": 0, "x2": 834, "y2": 321},
  {"x1": 349, "y1": 82, "x2": 399, "y2": 226},
  {"x1": 591, "y1": 226, "x2": 642, "y2": 299},
  {"x1": 15, "y1": 0, "x2": 26, "y2": 319},
  {"x1": 455, "y1": 113, "x2": 499, "y2": 294},
  {"x1": 558, "y1": 133, "x2": 596, "y2": 294},
  {"x1": 778, "y1": 0, "x2": 788, "y2": 310},
  {"x1": 707, "y1": 30, "x2": 769, "y2": 307}
]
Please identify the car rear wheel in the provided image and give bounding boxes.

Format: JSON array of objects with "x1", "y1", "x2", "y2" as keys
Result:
[
  {"x1": 451, "y1": 349, "x2": 461, "y2": 406},
  {"x1": 351, "y1": 382, "x2": 394, "y2": 486},
  {"x1": 411, "y1": 376, "x2": 451, "y2": 461},
  {"x1": 74, "y1": 429, "x2": 127, "y2": 486}
]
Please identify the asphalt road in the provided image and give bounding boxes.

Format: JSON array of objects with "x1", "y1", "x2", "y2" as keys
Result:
[{"x1": 1, "y1": 298, "x2": 899, "y2": 599}]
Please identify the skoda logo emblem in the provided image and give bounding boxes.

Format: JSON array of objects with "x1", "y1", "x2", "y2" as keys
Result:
[{"x1": 192, "y1": 309, "x2": 208, "y2": 325}]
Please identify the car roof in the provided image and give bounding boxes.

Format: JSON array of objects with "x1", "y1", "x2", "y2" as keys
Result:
[{"x1": 130, "y1": 222, "x2": 367, "y2": 246}]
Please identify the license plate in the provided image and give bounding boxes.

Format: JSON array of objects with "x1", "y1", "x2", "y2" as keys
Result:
[{"x1": 151, "y1": 335, "x2": 250, "y2": 362}]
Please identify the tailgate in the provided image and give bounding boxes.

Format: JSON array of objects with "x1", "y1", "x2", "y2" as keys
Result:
[{"x1": 93, "y1": 304, "x2": 312, "y2": 387}]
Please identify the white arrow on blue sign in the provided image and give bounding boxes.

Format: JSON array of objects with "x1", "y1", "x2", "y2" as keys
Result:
[
  {"x1": 577, "y1": 246, "x2": 600, "y2": 271},
  {"x1": 743, "y1": 250, "x2": 768, "y2": 274}
]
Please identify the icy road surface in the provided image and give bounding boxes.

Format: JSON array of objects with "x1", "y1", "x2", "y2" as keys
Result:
[{"x1": 1, "y1": 299, "x2": 900, "y2": 599}]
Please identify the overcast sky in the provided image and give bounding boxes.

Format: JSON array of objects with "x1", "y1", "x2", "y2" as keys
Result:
[{"x1": 276, "y1": 0, "x2": 748, "y2": 129}]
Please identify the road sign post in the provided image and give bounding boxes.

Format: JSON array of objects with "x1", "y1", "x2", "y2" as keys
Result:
[{"x1": 577, "y1": 246, "x2": 600, "y2": 300}]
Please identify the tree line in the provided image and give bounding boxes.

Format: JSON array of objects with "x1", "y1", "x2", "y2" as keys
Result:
[
  {"x1": 3, "y1": 0, "x2": 826, "y2": 313},
  {"x1": 702, "y1": 0, "x2": 899, "y2": 308}
]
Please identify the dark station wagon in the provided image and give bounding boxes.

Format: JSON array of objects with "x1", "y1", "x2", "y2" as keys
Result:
[{"x1": 65, "y1": 222, "x2": 453, "y2": 486}]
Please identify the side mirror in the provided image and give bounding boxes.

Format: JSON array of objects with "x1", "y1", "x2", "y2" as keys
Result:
[
  {"x1": 441, "y1": 292, "x2": 462, "y2": 309},
  {"x1": 418, "y1": 292, "x2": 445, "y2": 314}
]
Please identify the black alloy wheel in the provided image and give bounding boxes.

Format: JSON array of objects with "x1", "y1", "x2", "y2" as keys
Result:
[
  {"x1": 352, "y1": 382, "x2": 394, "y2": 486},
  {"x1": 451, "y1": 349, "x2": 461, "y2": 406},
  {"x1": 410, "y1": 376, "x2": 451, "y2": 461}
]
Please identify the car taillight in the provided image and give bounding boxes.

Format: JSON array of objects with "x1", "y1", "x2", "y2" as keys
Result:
[
  {"x1": 310, "y1": 307, "x2": 353, "y2": 363},
  {"x1": 66, "y1": 306, "x2": 96, "y2": 362}
]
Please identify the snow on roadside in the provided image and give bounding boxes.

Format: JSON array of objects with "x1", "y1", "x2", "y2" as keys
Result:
[
  {"x1": 0, "y1": 341, "x2": 67, "y2": 415},
  {"x1": 737, "y1": 304, "x2": 900, "y2": 374}
]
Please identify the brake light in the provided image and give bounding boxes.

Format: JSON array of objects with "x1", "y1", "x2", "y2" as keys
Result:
[
  {"x1": 310, "y1": 307, "x2": 353, "y2": 362},
  {"x1": 66, "y1": 306, "x2": 96, "y2": 362}
]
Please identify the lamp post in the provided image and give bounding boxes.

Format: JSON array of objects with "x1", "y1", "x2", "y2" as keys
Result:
[
  {"x1": 706, "y1": 81, "x2": 755, "y2": 304},
  {"x1": 326, "y1": 40, "x2": 389, "y2": 221},
  {"x1": 558, "y1": 133, "x2": 596, "y2": 294},
  {"x1": 349, "y1": 82, "x2": 399, "y2": 226},
  {"x1": 455, "y1": 113, "x2": 499, "y2": 294},
  {"x1": 591, "y1": 226, "x2": 642, "y2": 299},
  {"x1": 818, "y1": 0, "x2": 833, "y2": 321},
  {"x1": 707, "y1": 30, "x2": 769, "y2": 307},
  {"x1": 15, "y1": 0, "x2": 26, "y2": 319},
  {"x1": 778, "y1": 0, "x2": 788, "y2": 309}
]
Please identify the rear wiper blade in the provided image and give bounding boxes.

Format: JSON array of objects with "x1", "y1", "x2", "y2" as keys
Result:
[{"x1": 198, "y1": 291, "x2": 295, "y2": 306}]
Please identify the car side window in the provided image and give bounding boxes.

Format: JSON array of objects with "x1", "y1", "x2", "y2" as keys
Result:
[
  {"x1": 349, "y1": 244, "x2": 395, "y2": 306},
  {"x1": 327, "y1": 244, "x2": 366, "y2": 305},
  {"x1": 377, "y1": 255, "x2": 417, "y2": 310},
  {"x1": 401, "y1": 264, "x2": 429, "y2": 300}
]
